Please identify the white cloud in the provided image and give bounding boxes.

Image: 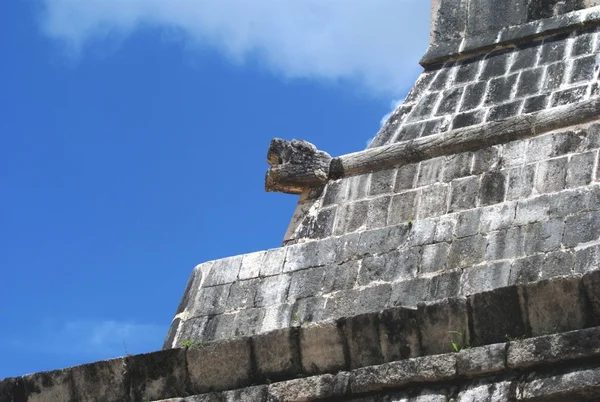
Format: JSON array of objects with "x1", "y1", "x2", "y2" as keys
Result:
[
  {"x1": 38, "y1": 0, "x2": 431, "y2": 95},
  {"x1": 7, "y1": 319, "x2": 166, "y2": 357}
]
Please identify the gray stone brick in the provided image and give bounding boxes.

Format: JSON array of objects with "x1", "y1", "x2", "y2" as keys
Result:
[
  {"x1": 506, "y1": 165, "x2": 535, "y2": 200},
  {"x1": 583, "y1": 270, "x2": 600, "y2": 323},
  {"x1": 429, "y1": 67, "x2": 451, "y2": 92},
  {"x1": 479, "y1": 202, "x2": 516, "y2": 234},
  {"x1": 300, "y1": 322, "x2": 346, "y2": 374},
  {"x1": 422, "y1": 117, "x2": 451, "y2": 138},
  {"x1": 454, "y1": 209, "x2": 481, "y2": 238},
  {"x1": 421, "y1": 243, "x2": 450, "y2": 274},
  {"x1": 394, "y1": 163, "x2": 418, "y2": 192},
  {"x1": 340, "y1": 313, "x2": 384, "y2": 369},
  {"x1": 524, "y1": 219, "x2": 564, "y2": 253},
  {"x1": 569, "y1": 54, "x2": 598, "y2": 83},
  {"x1": 322, "y1": 260, "x2": 359, "y2": 293},
  {"x1": 501, "y1": 140, "x2": 527, "y2": 168},
  {"x1": 459, "y1": 81, "x2": 486, "y2": 112},
  {"x1": 418, "y1": 184, "x2": 449, "y2": 219},
  {"x1": 357, "y1": 224, "x2": 410, "y2": 255},
  {"x1": 460, "y1": 261, "x2": 511, "y2": 295},
  {"x1": 451, "y1": 110, "x2": 485, "y2": 129},
  {"x1": 442, "y1": 152, "x2": 473, "y2": 182},
  {"x1": 485, "y1": 226, "x2": 526, "y2": 261},
  {"x1": 261, "y1": 304, "x2": 292, "y2": 333},
  {"x1": 481, "y1": 49, "x2": 511, "y2": 79},
  {"x1": 366, "y1": 196, "x2": 391, "y2": 230},
  {"x1": 485, "y1": 74, "x2": 518, "y2": 106},
  {"x1": 226, "y1": 279, "x2": 259, "y2": 310},
  {"x1": 346, "y1": 174, "x2": 369, "y2": 200},
  {"x1": 435, "y1": 87, "x2": 464, "y2": 116},
  {"x1": 408, "y1": 92, "x2": 440, "y2": 121},
  {"x1": 378, "y1": 307, "x2": 420, "y2": 362},
  {"x1": 552, "y1": 130, "x2": 585, "y2": 157},
  {"x1": 284, "y1": 238, "x2": 335, "y2": 272},
  {"x1": 535, "y1": 157, "x2": 568, "y2": 194},
  {"x1": 487, "y1": 100, "x2": 522, "y2": 122},
  {"x1": 435, "y1": 216, "x2": 456, "y2": 243},
  {"x1": 369, "y1": 169, "x2": 396, "y2": 196},
  {"x1": 541, "y1": 250, "x2": 574, "y2": 279},
  {"x1": 575, "y1": 244, "x2": 600, "y2": 274},
  {"x1": 253, "y1": 327, "x2": 299, "y2": 379},
  {"x1": 323, "y1": 179, "x2": 348, "y2": 207},
  {"x1": 572, "y1": 31, "x2": 595, "y2": 57},
  {"x1": 334, "y1": 232, "x2": 360, "y2": 263},
  {"x1": 223, "y1": 386, "x2": 267, "y2": 402},
  {"x1": 233, "y1": 308, "x2": 266, "y2": 337},
  {"x1": 396, "y1": 122, "x2": 425, "y2": 141},
  {"x1": 526, "y1": 133, "x2": 555, "y2": 162},
  {"x1": 479, "y1": 171, "x2": 507, "y2": 206},
  {"x1": 447, "y1": 235, "x2": 486, "y2": 269},
  {"x1": 455, "y1": 59, "x2": 480, "y2": 84},
  {"x1": 472, "y1": 146, "x2": 501, "y2": 174},
  {"x1": 509, "y1": 255, "x2": 543, "y2": 285},
  {"x1": 255, "y1": 274, "x2": 291, "y2": 307},
  {"x1": 204, "y1": 256, "x2": 243, "y2": 287},
  {"x1": 523, "y1": 94, "x2": 549, "y2": 113},
  {"x1": 524, "y1": 276, "x2": 588, "y2": 336},
  {"x1": 260, "y1": 248, "x2": 286, "y2": 277},
  {"x1": 239, "y1": 251, "x2": 265, "y2": 280},
  {"x1": 388, "y1": 191, "x2": 418, "y2": 226},
  {"x1": 193, "y1": 284, "x2": 232, "y2": 316},
  {"x1": 288, "y1": 267, "x2": 326, "y2": 301},
  {"x1": 516, "y1": 67, "x2": 544, "y2": 97},
  {"x1": 202, "y1": 313, "x2": 236, "y2": 341},
  {"x1": 292, "y1": 296, "x2": 326, "y2": 325},
  {"x1": 428, "y1": 268, "x2": 462, "y2": 300},
  {"x1": 511, "y1": 43, "x2": 539, "y2": 71},
  {"x1": 334, "y1": 201, "x2": 369, "y2": 235},
  {"x1": 564, "y1": 210, "x2": 600, "y2": 247},
  {"x1": 309, "y1": 207, "x2": 336, "y2": 240},
  {"x1": 409, "y1": 218, "x2": 438, "y2": 245},
  {"x1": 324, "y1": 284, "x2": 391, "y2": 319},
  {"x1": 551, "y1": 85, "x2": 588, "y2": 107},
  {"x1": 543, "y1": 62, "x2": 566, "y2": 91},
  {"x1": 457, "y1": 344, "x2": 506, "y2": 377},
  {"x1": 358, "y1": 248, "x2": 419, "y2": 285},
  {"x1": 418, "y1": 297, "x2": 469, "y2": 355},
  {"x1": 390, "y1": 277, "x2": 431, "y2": 307},
  {"x1": 540, "y1": 35, "x2": 567, "y2": 64},
  {"x1": 449, "y1": 176, "x2": 480, "y2": 212},
  {"x1": 515, "y1": 195, "x2": 550, "y2": 225},
  {"x1": 567, "y1": 151, "x2": 595, "y2": 188},
  {"x1": 417, "y1": 157, "x2": 444, "y2": 186},
  {"x1": 267, "y1": 375, "x2": 335, "y2": 401}
]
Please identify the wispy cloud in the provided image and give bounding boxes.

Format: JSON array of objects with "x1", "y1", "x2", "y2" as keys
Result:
[
  {"x1": 37, "y1": 0, "x2": 431, "y2": 95},
  {"x1": 5, "y1": 319, "x2": 166, "y2": 358}
]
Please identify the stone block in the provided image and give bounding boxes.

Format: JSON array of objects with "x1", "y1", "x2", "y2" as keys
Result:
[
  {"x1": 455, "y1": 59, "x2": 480, "y2": 84},
  {"x1": 524, "y1": 276, "x2": 589, "y2": 336},
  {"x1": 515, "y1": 195, "x2": 550, "y2": 226},
  {"x1": 456, "y1": 380, "x2": 513, "y2": 402},
  {"x1": 226, "y1": 278, "x2": 259, "y2": 310},
  {"x1": 434, "y1": 216, "x2": 455, "y2": 243},
  {"x1": 334, "y1": 201, "x2": 369, "y2": 235},
  {"x1": 388, "y1": 191, "x2": 419, "y2": 226},
  {"x1": 485, "y1": 74, "x2": 518, "y2": 106},
  {"x1": 369, "y1": 169, "x2": 396, "y2": 196},
  {"x1": 349, "y1": 354, "x2": 457, "y2": 394},
  {"x1": 472, "y1": 146, "x2": 501, "y2": 175},
  {"x1": 334, "y1": 232, "x2": 360, "y2": 263},
  {"x1": 509, "y1": 255, "x2": 543, "y2": 285},
  {"x1": 340, "y1": 313, "x2": 384, "y2": 369},
  {"x1": 429, "y1": 269, "x2": 462, "y2": 300},
  {"x1": 261, "y1": 304, "x2": 292, "y2": 333},
  {"x1": 346, "y1": 174, "x2": 370, "y2": 201},
  {"x1": 322, "y1": 260, "x2": 359, "y2": 293},
  {"x1": 255, "y1": 274, "x2": 290, "y2": 308},
  {"x1": 447, "y1": 235, "x2": 486, "y2": 269},
  {"x1": 543, "y1": 61, "x2": 566, "y2": 91},
  {"x1": 572, "y1": 31, "x2": 595, "y2": 57},
  {"x1": 524, "y1": 219, "x2": 564, "y2": 254},
  {"x1": 291, "y1": 296, "x2": 326, "y2": 325},
  {"x1": 394, "y1": 163, "x2": 418, "y2": 192},
  {"x1": 511, "y1": 43, "x2": 539, "y2": 71},
  {"x1": 238, "y1": 251, "x2": 265, "y2": 280},
  {"x1": 551, "y1": 85, "x2": 588, "y2": 107},
  {"x1": 175, "y1": 265, "x2": 205, "y2": 316},
  {"x1": 479, "y1": 171, "x2": 507, "y2": 206},
  {"x1": 260, "y1": 248, "x2": 285, "y2": 277},
  {"x1": 522, "y1": 94, "x2": 548, "y2": 113},
  {"x1": 540, "y1": 250, "x2": 574, "y2": 279},
  {"x1": 457, "y1": 343, "x2": 506, "y2": 377},
  {"x1": 442, "y1": 152, "x2": 473, "y2": 182},
  {"x1": 421, "y1": 242, "x2": 450, "y2": 274},
  {"x1": 460, "y1": 261, "x2": 511, "y2": 295},
  {"x1": 233, "y1": 308, "x2": 266, "y2": 338},
  {"x1": 507, "y1": 326, "x2": 600, "y2": 369},
  {"x1": 408, "y1": 218, "x2": 438, "y2": 246},
  {"x1": 449, "y1": 176, "x2": 480, "y2": 212},
  {"x1": 193, "y1": 284, "x2": 231, "y2": 316},
  {"x1": 501, "y1": 140, "x2": 527, "y2": 168},
  {"x1": 570, "y1": 54, "x2": 597, "y2": 83},
  {"x1": 202, "y1": 313, "x2": 235, "y2": 341},
  {"x1": 567, "y1": 151, "x2": 595, "y2": 188},
  {"x1": 470, "y1": 286, "x2": 527, "y2": 346},
  {"x1": 390, "y1": 277, "x2": 432, "y2": 308},
  {"x1": 253, "y1": 328, "x2": 299, "y2": 380},
  {"x1": 203, "y1": 256, "x2": 243, "y2": 287},
  {"x1": 519, "y1": 367, "x2": 600, "y2": 400},
  {"x1": 379, "y1": 308, "x2": 421, "y2": 362},
  {"x1": 480, "y1": 50, "x2": 512, "y2": 79},
  {"x1": 187, "y1": 338, "x2": 252, "y2": 394},
  {"x1": 575, "y1": 244, "x2": 600, "y2": 274},
  {"x1": 418, "y1": 297, "x2": 469, "y2": 355},
  {"x1": 485, "y1": 226, "x2": 525, "y2": 261},
  {"x1": 535, "y1": 157, "x2": 567, "y2": 194},
  {"x1": 23, "y1": 368, "x2": 76, "y2": 402},
  {"x1": 516, "y1": 67, "x2": 544, "y2": 97},
  {"x1": 548, "y1": 187, "x2": 588, "y2": 219},
  {"x1": 436, "y1": 87, "x2": 464, "y2": 116},
  {"x1": 460, "y1": 82, "x2": 486, "y2": 112},
  {"x1": 451, "y1": 110, "x2": 485, "y2": 129},
  {"x1": 583, "y1": 269, "x2": 600, "y2": 324},
  {"x1": 299, "y1": 322, "x2": 347, "y2": 374},
  {"x1": 309, "y1": 207, "x2": 336, "y2": 239},
  {"x1": 454, "y1": 209, "x2": 481, "y2": 238},
  {"x1": 479, "y1": 202, "x2": 516, "y2": 233},
  {"x1": 409, "y1": 92, "x2": 440, "y2": 121},
  {"x1": 506, "y1": 165, "x2": 535, "y2": 201},
  {"x1": 356, "y1": 224, "x2": 410, "y2": 256},
  {"x1": 359, "y1": 249, "x2": 419, "y2": 285},
  {"x1": 563, "y1": 210, "x2": 600, "y2": 247},
  {"x1": 128, "y1": 348, "x2": 187, "y2": 402},
  {"x1": 487, "y1": 101, "x2": 522, "y2": 122},
  {"x1": 417, "y1": 157, "x2": 444, "y2": 186},
  {"x1": 322, "y1": 179, "x2": 348, "y2": 207},
  {"x1": 540, "y1": 35, "x2": 567, "y2": 64},
  {"x1": 223, "y1": 385, "x2": 268, "y2": 402},
  {"x1": 287, "y1": 267, "x2": 326, "y2": 302},
  {"x1": 284, "y1": 238, "x2": 335, "y2": 273},
  {"x1": 267, "y1": 374, "x2": 334, "y2": 402},
  {"x1": 324, "y1": 284, "x2": 392, "y2": 319}
]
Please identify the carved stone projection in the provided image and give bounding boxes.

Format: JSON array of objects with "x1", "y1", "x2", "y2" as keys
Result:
[{"x1": 265, "y1": 138, "x2": 332, "y2": 195}]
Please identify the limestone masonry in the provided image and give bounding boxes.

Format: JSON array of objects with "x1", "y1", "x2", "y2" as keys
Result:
[{"x1": 4, "y1": 0, "x2": 600, "y2": 401}]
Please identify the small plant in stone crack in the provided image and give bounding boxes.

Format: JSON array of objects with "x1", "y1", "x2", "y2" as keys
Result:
[
  {"x1": 181, "y1": 339, "x2": 205, "y2": 349},
  {"x1": 505, "y1": 333, "x2": 526, "y2": 342},
  {"x1": 407, "y1": 219, "x2": 413, "y2": 229},
  {"x1": 449, "y1": 330, "x2": 469, "y2": 352}
]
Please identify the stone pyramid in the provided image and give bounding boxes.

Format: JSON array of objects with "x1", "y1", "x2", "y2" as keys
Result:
[{"x1": 4, "y1": 0, "x2": 600, "y2": 401}]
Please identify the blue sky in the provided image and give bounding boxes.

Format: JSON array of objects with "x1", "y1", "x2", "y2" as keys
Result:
[{"x1": 0, "y1": 0, "x2": 429, "y2": 378}]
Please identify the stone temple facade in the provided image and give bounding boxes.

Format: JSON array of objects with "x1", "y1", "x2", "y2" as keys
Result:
[{"x1": 4, "y1": 0, "x2": 600, "y2": 401}]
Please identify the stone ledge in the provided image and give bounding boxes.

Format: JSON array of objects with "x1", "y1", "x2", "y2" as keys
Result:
[
  {"x1": 421, "y1": 6, "x2": 600, "y2": 66},
  {"x1": 4, "y1": 272, "x2": 600, "y2": 402}
]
